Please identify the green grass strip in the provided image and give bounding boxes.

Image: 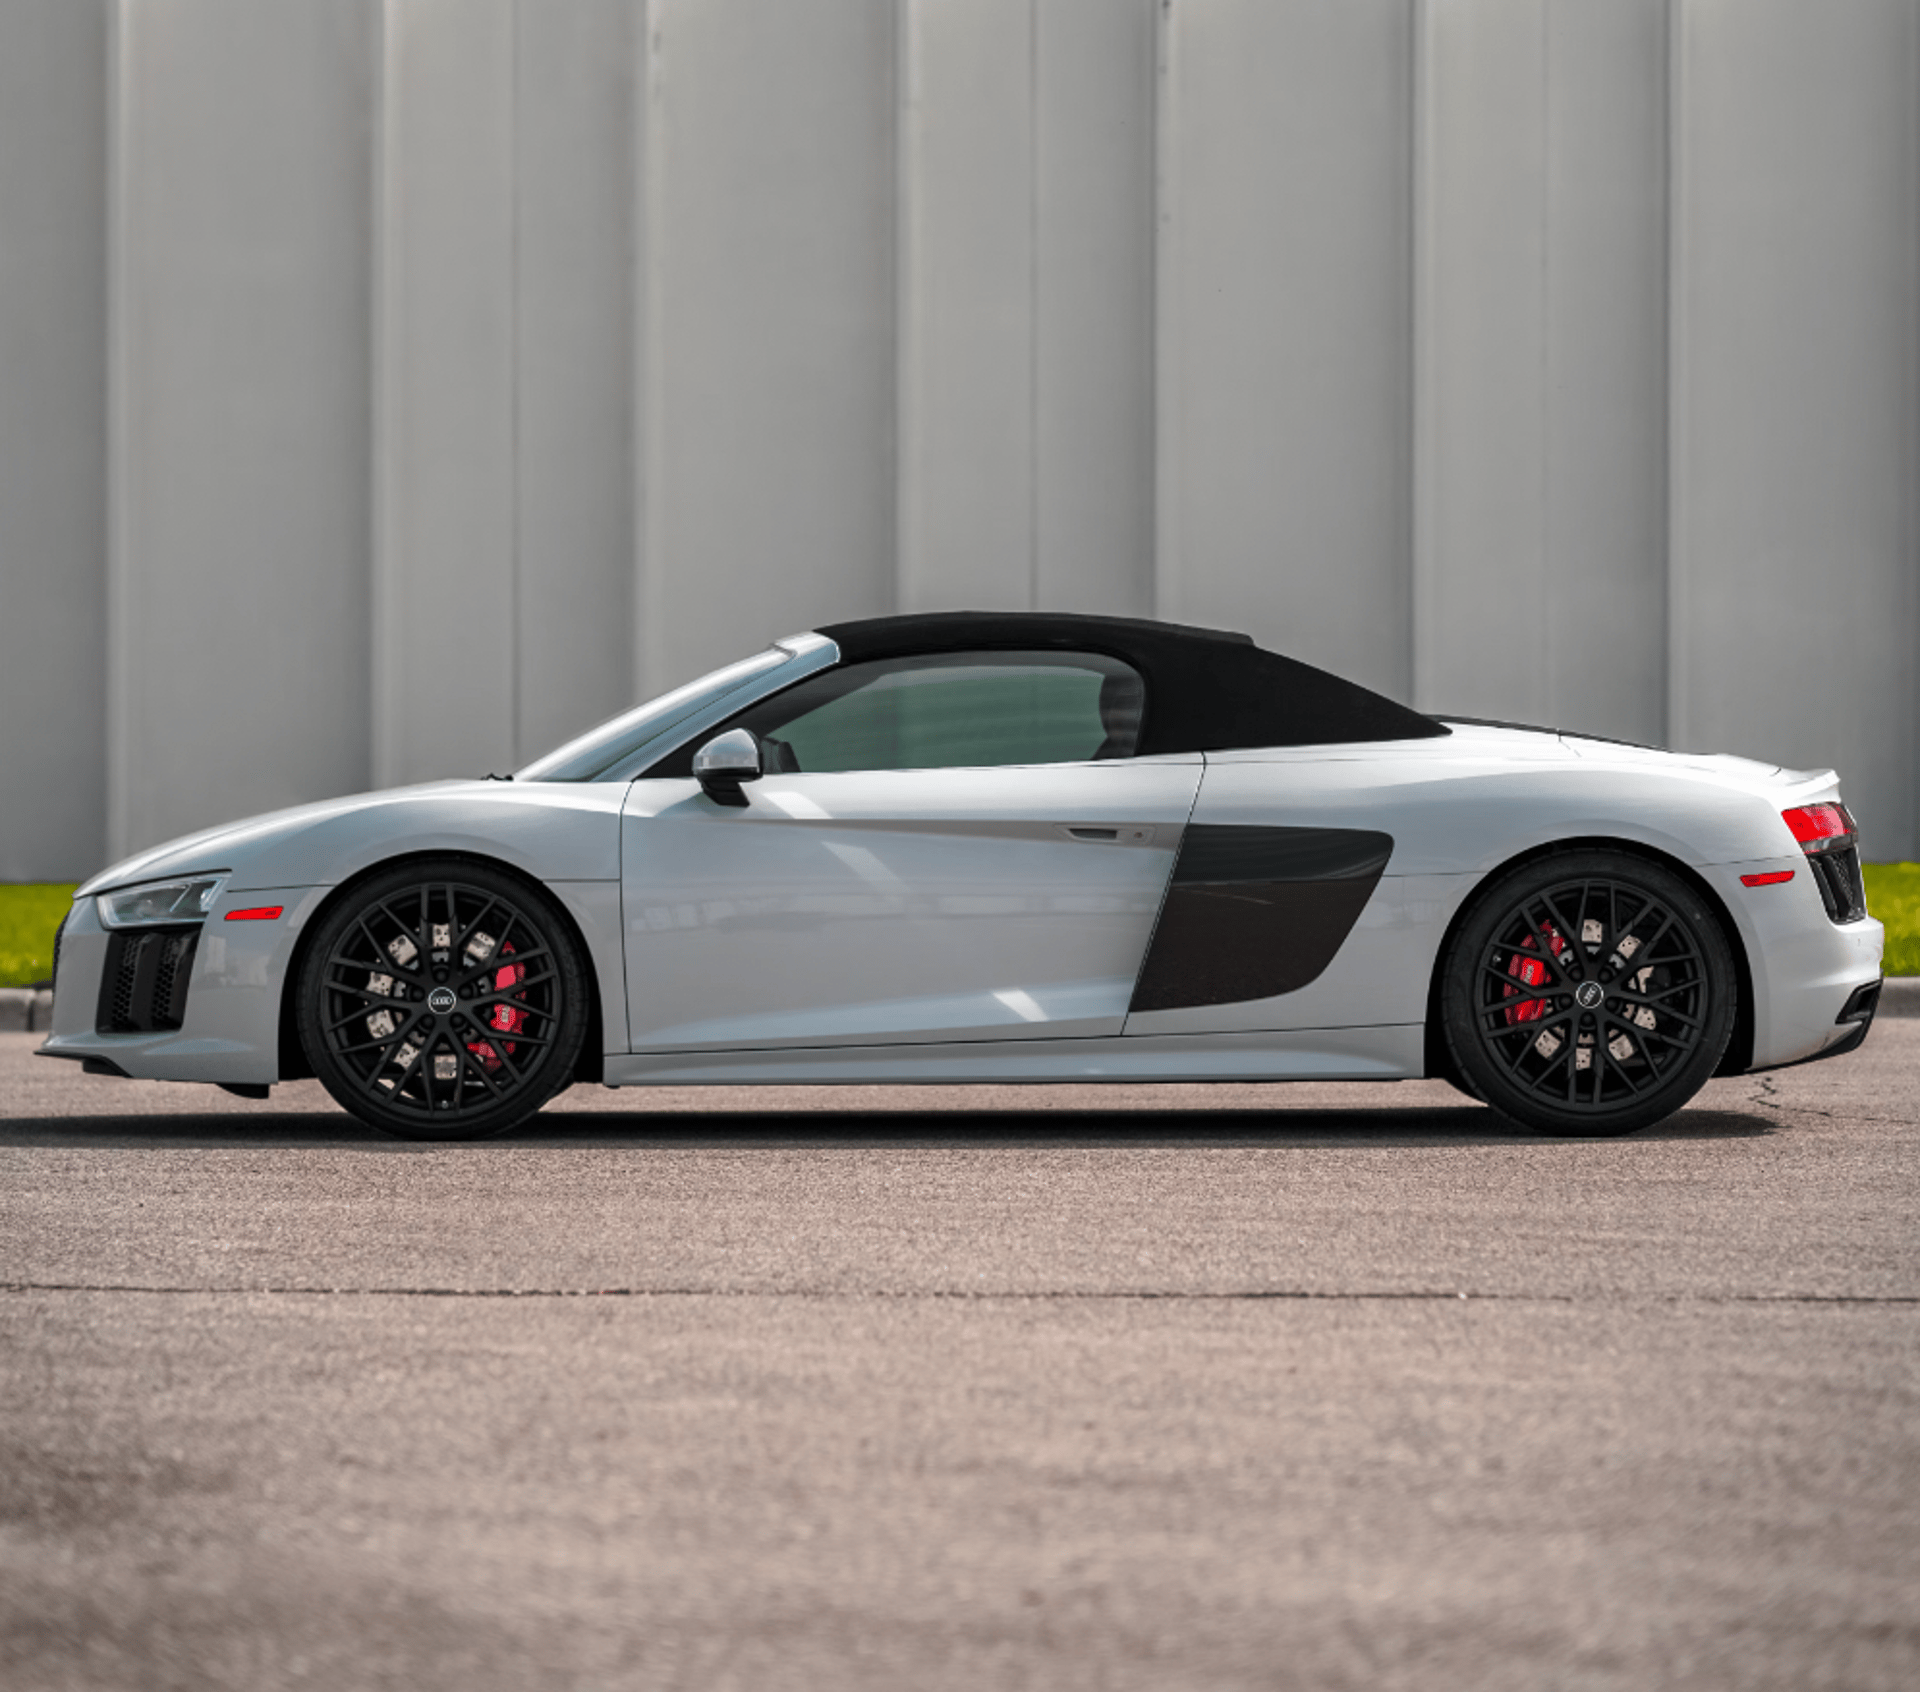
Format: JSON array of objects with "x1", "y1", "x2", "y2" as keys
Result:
[
  {"x1": 1863, "y1": 862, "x2": 1920, "y2": 977},
  {"x1": 0, "y1": 883, "x2": 78, "y2": 989}
]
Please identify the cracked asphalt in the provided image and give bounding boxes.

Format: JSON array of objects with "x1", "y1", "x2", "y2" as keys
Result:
[{"x1": 2, "y1": 1022, "x2": 1916, "y2": 1691}]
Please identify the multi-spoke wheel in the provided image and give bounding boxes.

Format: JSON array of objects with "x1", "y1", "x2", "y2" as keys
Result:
[
  {"x1": 1441, "y1": 851, "x2": 1736, "y2": 1136},
  {"x1": 297, "y1": 860, "x2": 588, "y2": 1140}
]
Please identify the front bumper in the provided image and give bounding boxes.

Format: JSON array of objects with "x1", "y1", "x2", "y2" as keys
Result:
[{"x1": 37, "y1": 886, "x2": 328, "y2": 1085}]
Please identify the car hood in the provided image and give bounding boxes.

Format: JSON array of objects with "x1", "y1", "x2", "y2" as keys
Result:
[
  {"x1": 74, "y1": 783, "x2": 478, "y2": 897},
  {"x1": 75, "y1": 779, "x2": 625, "y2": 898}
]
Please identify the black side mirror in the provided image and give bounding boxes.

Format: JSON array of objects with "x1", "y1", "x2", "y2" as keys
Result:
[{"x1": 692, "y1": 728, "x2": 763, "y2": 807}]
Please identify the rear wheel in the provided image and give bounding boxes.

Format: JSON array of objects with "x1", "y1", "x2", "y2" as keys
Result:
[
  {"x1": 1441, "y1": 851, "x2": 1736, "y2": 1136},
  {"x1": 297, "y1": 860, "x2": 588, "y2": 1141}
]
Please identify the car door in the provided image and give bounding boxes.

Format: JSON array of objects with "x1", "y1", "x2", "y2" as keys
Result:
[{"x1": 620, "y1": 650, "x2": 1201, "y2": 1052}]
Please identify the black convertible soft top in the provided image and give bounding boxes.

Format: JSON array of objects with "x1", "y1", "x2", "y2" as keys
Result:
[{"x1": 816, "y1": 611, "x2": 1447, "y2": 753}]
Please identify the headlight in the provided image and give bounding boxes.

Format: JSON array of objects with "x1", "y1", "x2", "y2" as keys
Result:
[{"x1": 96, "y1": 874, "x2": 229, "y2": 929}]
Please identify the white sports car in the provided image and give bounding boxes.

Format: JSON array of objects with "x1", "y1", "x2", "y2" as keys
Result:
[{"x1": 41, "y1": 613, "x2": 1885, "y2": 1139}]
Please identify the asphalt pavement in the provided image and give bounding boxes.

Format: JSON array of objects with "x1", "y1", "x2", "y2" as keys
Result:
[{"x1": 2, "y1": 1024, "x2": 1916, "y2": 1691}]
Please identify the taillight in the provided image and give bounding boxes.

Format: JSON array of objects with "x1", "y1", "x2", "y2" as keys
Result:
[
  {"x1": 1780, "y1": 801, "x2": 1867, "y2": 924},
  {"x1": 1781, "y1": 802, "x2": 1856, "y2": 855}
]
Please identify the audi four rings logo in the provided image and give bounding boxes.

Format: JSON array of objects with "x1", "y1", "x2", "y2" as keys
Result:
[
  {"x1": 427, "y1": 987, "x2": 457, "y2": 1014},
  {"x1": 1575, "y1": 982, "x2": 1604, "y2": 1010}
]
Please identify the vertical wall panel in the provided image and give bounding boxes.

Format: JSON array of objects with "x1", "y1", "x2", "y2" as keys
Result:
[
  {"x1": 374, "y1": 0, "x2": 516, "y2": 787},
  {"x1": 110, "y1": 0, "x2": 372, "y2": 858},
  {"x1": 637, "y1": 0, "x2": 897, "y2": 697},
  {"x1": 1542, "y1": 0, "x2": 1669, "y2": 745},
  {"x1": 899, "y1": 0, "x2": 1157, "y2": 619},
  {"x1": 1415, "y1": 0, "x2": 1670, "y2": 741},
  {"x1": 1673, "y1": 0, "x2": 1918, "y2": 857},
  {"x1": 514, "y1": 0, "x2": 636, "y2": 762},
  {"x1": 1414, "y1": 0, "x2": 1549, "y2": 719},
  {"x1": 0, "y1": 0, "x2": 107, "y2": 880},
  {"x1": 1160, "y1": 0, "x2": 1414, "y2": 700},
  {"x1": 1034, "y1": 0, "x2": 1156, "y2": 616},
  {"x1": 898, "y1": 0, "x2": 1035, "y2": 613}
]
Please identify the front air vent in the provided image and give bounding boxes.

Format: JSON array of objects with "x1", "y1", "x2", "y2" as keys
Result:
[{"x1": 96, "y1": 927, "x2": 200, "y2": 1034}]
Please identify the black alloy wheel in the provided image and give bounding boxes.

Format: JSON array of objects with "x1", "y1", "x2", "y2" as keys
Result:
[
  {"x1": 298, "y1": 860, "x2": 588, "y2": 1141},
  {"x1": 1441, "y1": 850, "x2": 1736, "y2": 1136}
]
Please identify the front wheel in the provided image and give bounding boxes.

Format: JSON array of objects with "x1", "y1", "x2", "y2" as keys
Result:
[
  {"x1": 1441, "y1": 851, "x2": 1736, "y2": 1136},
  {"x1": 297, "y1": 860, "x2": 589, "y2": 1140}
]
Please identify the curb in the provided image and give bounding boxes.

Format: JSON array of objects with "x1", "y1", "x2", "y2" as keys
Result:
[
  {"x1": 0, "y1": 988, "x2": 56, "y2": 1034},
  {"x1": 1880, "y1": 977, "x2": 1920, "y2": 1019}
]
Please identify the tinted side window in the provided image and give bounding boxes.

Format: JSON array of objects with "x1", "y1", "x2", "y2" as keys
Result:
[{"x1": 729, "y1": 651, "x2": 1144, "y2": 774}]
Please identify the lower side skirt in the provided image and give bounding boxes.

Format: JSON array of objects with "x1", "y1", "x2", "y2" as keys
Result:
[{"x1": 606, "y1": 1025, "x2": 1424, "y2": 1088}]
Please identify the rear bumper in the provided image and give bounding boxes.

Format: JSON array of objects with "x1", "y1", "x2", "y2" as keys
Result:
[
  {"x1": 1748, "y1": 998, "x2": 1876, "y2": 1074},
  {"x1": 1698, "y1": 858, "x2": 1884, "y2": 1070}
]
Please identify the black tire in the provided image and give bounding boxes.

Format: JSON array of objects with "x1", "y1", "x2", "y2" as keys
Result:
[
  {"x1": 1441, "y1": 850, "x2": 1736, "y2": 1137},
  {"x1": 297, "y1": 860, "x2": 589, "y2": 1141}
]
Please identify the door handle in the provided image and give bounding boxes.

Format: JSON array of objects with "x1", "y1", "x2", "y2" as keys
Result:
[{"x1": 1059, "y1": 824, "x2": 1157, "y2": 845}]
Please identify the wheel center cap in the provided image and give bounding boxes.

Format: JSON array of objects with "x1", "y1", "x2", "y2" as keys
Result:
[
  {"x1": 427, "y1": 987, "x2": 457, "y2": 1014},
  {"x1": 1575, "y1": 981, "x2": 1604, "y2": 1010}
]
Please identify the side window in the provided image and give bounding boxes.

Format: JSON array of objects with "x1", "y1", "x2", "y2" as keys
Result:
[{"x1": 729, "y1": 650, "x2": 1144, "y2": 775}]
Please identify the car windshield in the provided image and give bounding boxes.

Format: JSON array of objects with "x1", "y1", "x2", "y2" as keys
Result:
[{"x1": 515, "y1": 647, "x2": 794, "y2": 781}]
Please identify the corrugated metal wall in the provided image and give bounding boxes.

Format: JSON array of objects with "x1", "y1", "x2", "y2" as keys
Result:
[{"x1": 1, "y1": 0, "x2": 1915, "y2": 878}]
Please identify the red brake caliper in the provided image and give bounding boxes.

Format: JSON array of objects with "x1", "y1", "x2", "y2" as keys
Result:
[
  {"x1": 466, "y1": 940, "x2": 525, "y2": 1071},
  {"x1": 1504, "y1": 926, "x2": 1564, "y2": 1025}
]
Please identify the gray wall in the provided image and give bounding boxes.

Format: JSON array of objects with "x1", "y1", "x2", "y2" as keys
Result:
[
  {"x1": 2, "y1": 0, "x2": 1916, "y2": 879},
  {"x1": 0, "y1": 0, "x2": 108, "y2": 876}
]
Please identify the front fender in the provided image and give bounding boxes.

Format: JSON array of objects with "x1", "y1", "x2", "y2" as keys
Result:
[{"x1": 78, "y1": 781, "x2": 627, "y2": 896}]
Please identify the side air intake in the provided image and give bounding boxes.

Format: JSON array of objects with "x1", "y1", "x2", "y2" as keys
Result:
[{"x1": 96, "y1": 927, "x2": 200, "y2": 1034}]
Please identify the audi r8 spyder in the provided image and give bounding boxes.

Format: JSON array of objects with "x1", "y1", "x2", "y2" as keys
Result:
[{"x1": 40, "y1": 612, "x2": 1885, "y2": 1139}]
